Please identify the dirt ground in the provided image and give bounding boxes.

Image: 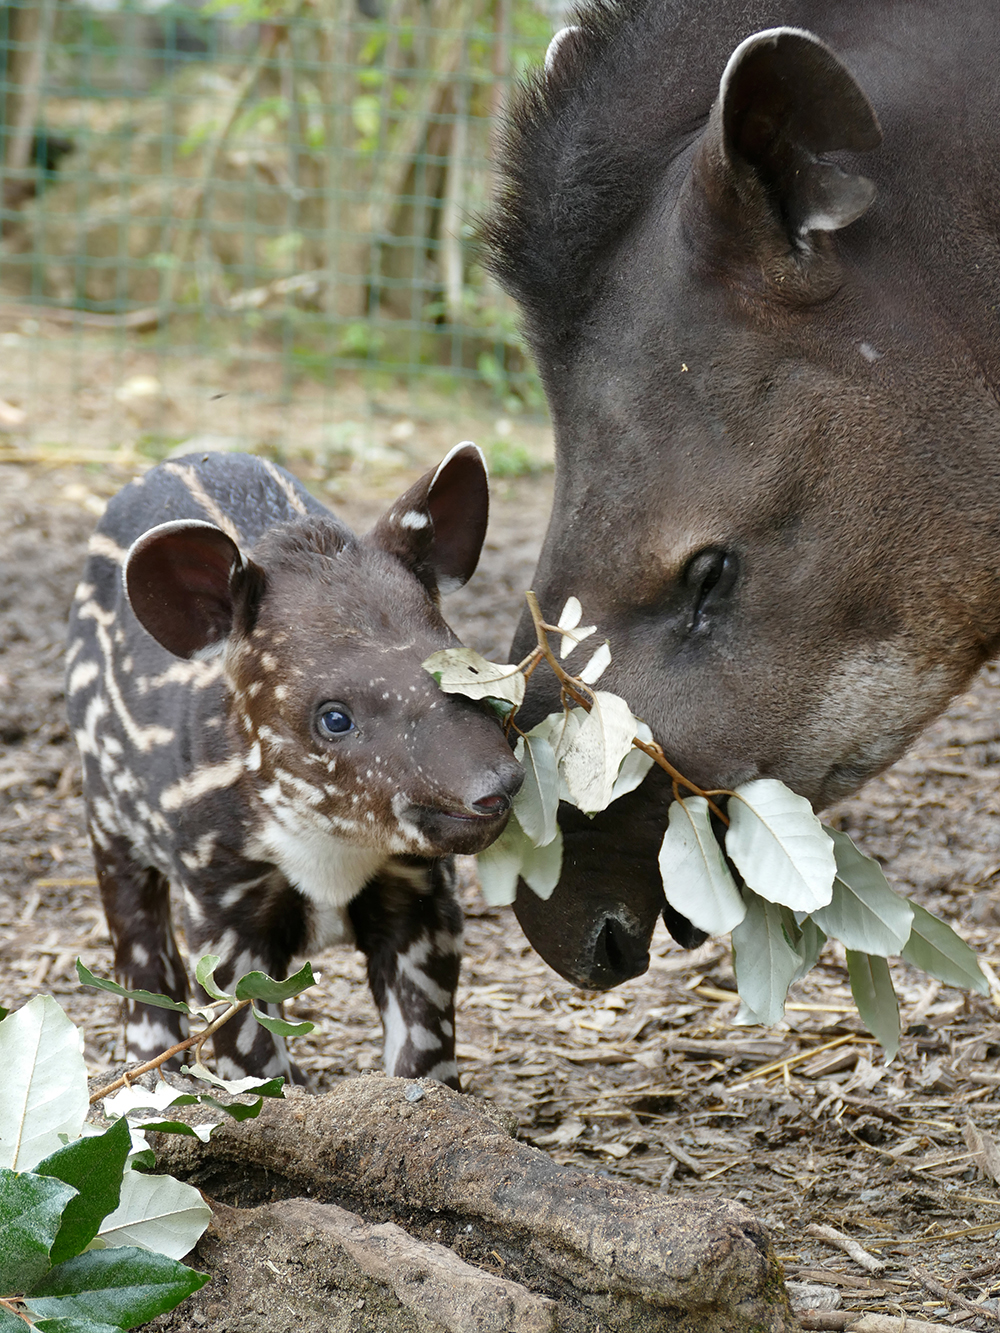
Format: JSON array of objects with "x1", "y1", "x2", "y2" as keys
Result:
[{"x1": 3, "y1": 415, "x2": 1000, "y2": 1328}]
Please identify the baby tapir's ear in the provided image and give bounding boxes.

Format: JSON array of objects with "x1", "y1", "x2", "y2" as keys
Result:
[
  {"x1": 368, "y1": 441, "x2": 489, "y2": 595},
  {"x1": 125, "y1": 519, "x2": 261, "y2": 659}
]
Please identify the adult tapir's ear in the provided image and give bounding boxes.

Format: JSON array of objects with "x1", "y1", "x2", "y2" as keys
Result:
[
  {"x1": 125, "y1": 519, "x2": 260, "y2": 659},
  {"x1": 368, "y1": 442, "x2": 489, "y2": 596},
  {"x1": 694, "y1": 27, "x2": 881, "y2": 297}
]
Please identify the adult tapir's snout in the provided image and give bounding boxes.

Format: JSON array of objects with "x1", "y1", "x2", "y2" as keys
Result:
[{"x1": 513, "y1": 778, "x2": 674, "y2": 987}]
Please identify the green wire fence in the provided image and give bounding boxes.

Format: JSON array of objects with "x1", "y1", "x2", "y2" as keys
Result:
[{"x1": 0, "y1": 0, "x2": 552, "y2": 459}]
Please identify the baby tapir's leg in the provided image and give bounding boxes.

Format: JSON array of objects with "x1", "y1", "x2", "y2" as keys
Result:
[
  {"x1": 350, "y1": 860, "x2": 463, "y2": 1090},
  {"x1": 181, "y1": 871, "x2": 309, "y2": 1083},
  {"x1": 91, "y1": 829, "x2": 190, "y2": 1062}
]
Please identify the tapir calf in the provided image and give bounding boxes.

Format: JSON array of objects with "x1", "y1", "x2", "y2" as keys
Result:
[{"x1": 66, "y1": 447, "x2": 522, "y2": 1086}]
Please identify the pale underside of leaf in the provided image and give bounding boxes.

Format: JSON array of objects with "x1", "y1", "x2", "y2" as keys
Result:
[
  {"x1": 556, "y1": 596, "x2": 582, "y2": 632},
  {"x1": 0, "y1": 995, "x2": 89, "y2": 1171},
  {"x1": 513, "y1": 733, "x2": 559, "y2": 847},
  {"x1": 847, "y1": 950, "x2": 901, "y2": 1058},
  {"x1": 901, "y1": 901, "x2": 989, "y2": 994},
  {"x1": 812, "y1": 827, "x2": 912, "y2": 956},
  {"x1": 475, "y1": 819, "x2": 528, "y2": 906},
  {"x1": 96, "y1": 1168, "x2": 212, "y2": 1260},
  {"x1": 731, "y1": 889, "x2": 803, "y2": 1026},
  {"x1": 658, "y1": 796, "x2": 746, "y2": 936},
  {"x1": 578, "y1": 641, "x2": 611, "y2": 684},
  {"x1": 725, "y1": 779, "x2": 836, "y2": 914},
  {"x1": 558, "y1": 691, "x2": 642, "y2": 815},
  {"x1": 519, "y1": 825, "x2": 563, "y2": 900},
  {"x1": 422, "y1": 647, "x2": 525, "y2": 706}
]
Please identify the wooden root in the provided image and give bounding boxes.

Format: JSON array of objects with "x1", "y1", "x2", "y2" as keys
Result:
[{"x1": 150, "y1": 1075, "x2": 800, "y2": 1333}]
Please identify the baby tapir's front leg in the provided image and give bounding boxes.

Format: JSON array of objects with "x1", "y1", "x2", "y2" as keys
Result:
[
  {"x1": 350, "y1": 860, "x2": 463, "y2": 1090},
  {"x1": 182, "y1": 869, "x2": 310, "y2": 1083}
]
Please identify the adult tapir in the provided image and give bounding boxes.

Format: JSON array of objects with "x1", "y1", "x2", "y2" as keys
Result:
[{"x1": 483, "y1": 1, "x2": 1000, "y2": 988}]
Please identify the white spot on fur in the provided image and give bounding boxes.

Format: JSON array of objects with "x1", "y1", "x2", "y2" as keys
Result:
[
  {"x1": 67, "y1": 660, "x2": 100, "y2": 695},
  {"x1": 399, "y1": 510, "x2": 430, "y2": 530},
  {"x1": 160, "y1": 755, "x2": 244, "y2": 810}
]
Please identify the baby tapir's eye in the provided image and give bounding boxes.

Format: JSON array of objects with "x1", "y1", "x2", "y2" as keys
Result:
[{"x1": 317, "y1": 704, "x2": 356, "y2": 738}]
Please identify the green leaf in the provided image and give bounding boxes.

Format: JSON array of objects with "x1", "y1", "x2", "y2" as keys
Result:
[
  {"x1": 97, "y1": 1169, "x2": 211, "y2": 1260},
  {"x1": 659, "y1": 796, "x2": 746, "y2": 936},
  {"x1": 421, "y1": 648, "x2": 525, "y2": 707},
  {"x1": 249, "y1": 1008, "x2": 314, "y2": 1037},
  {"x1": 25, "y1": 1246, "x2": 209, "y2": 1327},
  {"x1": 901, "y1": 902, "x2": 989, "y2": 994},
  {"x1": 811, "y1": 828, "x2": 913, "y2": 956},
  {"x1": 847, "y1": 951, "x2": 901, "y2": 1058},
  {"x1": 125, "y1": 1120, "x2": 218, "y2": 1143},
  {"x1": 0, "y1": 1168, "x2": 78, "y2": 1292},
  {"x1": 33, "y1": 1119, "x2": 132, "y2": 1266},
  {"x1": 512, "y1": 733, "x2": 559, "y2": 847},
  {"x1": 0, "y1": 1006, "x2": 8, "y2": 1022},
  {"x1": 0, "y1": 996, "x2": 89, "y2": 1171},
  {"x1": 193, "y1": 956, "x2": 232, "y2": 1003},
  {"x1": 558, "y1": 692, "x2": 642, "y2": 815},
  {"x1": 196, "y1": 1097, "x2": 264, "y2": 1124},
  {"x1": 233, "y1": 962, "x2": 315, "y2": 1003},
  {"x1": 0, "y1": 1311, "x2": 23, "y2": 1333},
  {"x1": 519, "y1": 824, "x2": 563, "y2": 900},
  {"x1": 476, "y1": 817, "x2": 529, "y2": 906},
  {"x1": 76, "y1": 963, "x2": 191, "y2": 1016},
  {"x1": 726, "y1": 779, "x2": 836, "y2": 914},
  {"x1": 731, "y1": 890, "x2": 803, "y2": 1025}
]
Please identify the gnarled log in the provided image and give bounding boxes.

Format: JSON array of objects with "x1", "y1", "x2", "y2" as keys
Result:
[{"x1": 150, "y1": 1075, "x2": 798, "y2": 1332}]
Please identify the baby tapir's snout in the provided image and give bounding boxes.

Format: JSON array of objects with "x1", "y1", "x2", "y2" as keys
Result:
[
  {"x1": 399, "y1": 696, "x2": 524, "y2": 856},
  {"x1": 67, "y1": 442, "x2": 519, "y2": 1090}
]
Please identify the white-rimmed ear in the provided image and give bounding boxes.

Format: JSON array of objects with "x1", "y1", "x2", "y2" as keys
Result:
[
  {"x1": 716, "y1": 27, "x2": 881, "y2": 240},
  {"x1": 685, "y1": 26, "x2": 882, "y2": 303},
  {"x1": 545, "y1": 24, "x2": 584, "y2": 80},
  {"x1": 124, "y1": 519, "x2": 252, "y2": 659},
  {"x1": 368, "y1": 442, "x2": 490, "y2": 596}
]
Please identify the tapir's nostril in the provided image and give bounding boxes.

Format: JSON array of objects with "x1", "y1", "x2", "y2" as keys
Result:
[
  {"x1": 590, "y1": 914, "x2": 649, "y2": 986},
  {"x1": 472, "y1": 792, "x2": 510, "y2": 815}
]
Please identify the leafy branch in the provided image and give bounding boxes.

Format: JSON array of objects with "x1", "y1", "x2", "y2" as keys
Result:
[
  {"x1": 424, "y1": 592, "x2": 989, "y2": 1056},
  {"x1": 79, "y1": 957, "x2": 316, "y2": 1102}
]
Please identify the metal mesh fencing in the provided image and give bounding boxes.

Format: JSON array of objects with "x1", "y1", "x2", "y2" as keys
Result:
[{"x1": 0, "y1": 0, "x2": 553, "y2": 463}]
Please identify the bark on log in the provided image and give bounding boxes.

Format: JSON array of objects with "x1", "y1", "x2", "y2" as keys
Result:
[{"x1": 150, "y1": 1074, "x2": 799, "y2": 1333}]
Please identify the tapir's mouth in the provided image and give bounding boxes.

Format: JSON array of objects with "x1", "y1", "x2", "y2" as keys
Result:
[{"x1": 412, "y1": 801, "x2": 512, "y2": 854}]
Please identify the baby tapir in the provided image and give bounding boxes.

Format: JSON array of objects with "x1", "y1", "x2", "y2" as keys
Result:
[{"x1": 66, "y1": 446, "x2": 522, "y2": 1087}]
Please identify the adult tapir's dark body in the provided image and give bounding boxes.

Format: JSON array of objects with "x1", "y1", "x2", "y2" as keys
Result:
[{"x1": 485, "y1": 1, "x2": 1000, "y2": 986}]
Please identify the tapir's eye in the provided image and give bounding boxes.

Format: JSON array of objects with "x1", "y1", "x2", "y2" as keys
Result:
[
  {"x1": 684, "y1": 548, "x2": 738, "y2": 631},
  {"x1": 317, "y1": 704, "x2": 355, "y2": 738}
]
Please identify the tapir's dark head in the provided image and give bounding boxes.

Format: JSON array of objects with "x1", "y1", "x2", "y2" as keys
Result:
[
  {"x1": 124, "y1": 445, "x2": 523, "y2": 859},
  {"x1": 486, "y1": 10, "x2": 1000, "y2": 986}
]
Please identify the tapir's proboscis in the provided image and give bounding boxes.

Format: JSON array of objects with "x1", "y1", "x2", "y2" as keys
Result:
[
  {"x1": 485, "y1": 1, "x2": 1000, "y2": 987},
  {"x1": 67, "y1": 448, "x2": 522, "y2": 1086}
]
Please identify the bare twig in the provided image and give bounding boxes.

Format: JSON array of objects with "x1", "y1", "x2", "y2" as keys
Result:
[
  {"x1": 911, "y1": 1266, "x2": 1000, "y2": 1325},
  {"x1": 806, "y1": 1224, "x2": 885, "y2": 1275},
  {"x1": 88, "y1": 999, "x2": 248, "y2": 1103},
  {"x1": 0, "y1": 1297, "x2": 31, "y2": 1326}
]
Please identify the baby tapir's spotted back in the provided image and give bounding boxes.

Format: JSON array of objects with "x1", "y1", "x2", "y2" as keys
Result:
[{"x1": 66, "y1": 448, "x2": 522, "y2": 1086}]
